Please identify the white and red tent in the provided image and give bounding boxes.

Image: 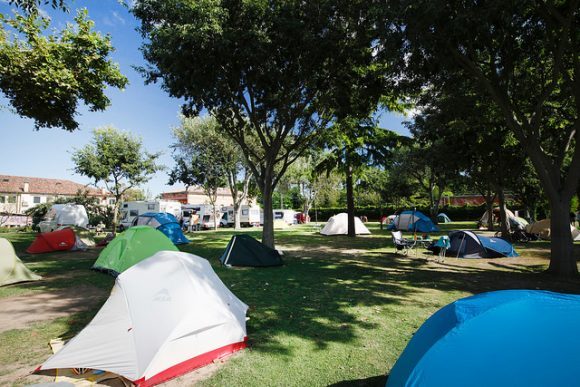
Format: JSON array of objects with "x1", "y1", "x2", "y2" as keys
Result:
[{"x1": 37, "y1": 251, "x2": 248, "y2": 386}]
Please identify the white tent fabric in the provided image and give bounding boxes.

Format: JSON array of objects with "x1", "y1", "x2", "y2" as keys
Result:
[
  {"x1": 39, "y1": 251, "x2": 248, "y2": 385},
  {"x1": 526, "y1": 219, "x2": 580, "y2": 241},
  {"x1": 51, "y1": 204, "x2": 89, "y2": 229},
  {"x1": 320, "y1": 213, "x2": 371, "y2": 235},
  {"x1": 480, "y1": 208, "x2": 516, "y2": 227}
]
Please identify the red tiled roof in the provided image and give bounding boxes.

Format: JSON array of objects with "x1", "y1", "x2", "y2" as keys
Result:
[{"x1": 0, "y1": 175, "x2": 110, "y2": 196}]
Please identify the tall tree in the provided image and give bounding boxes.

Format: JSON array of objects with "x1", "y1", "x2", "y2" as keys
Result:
[
  {"x1": 133, "y1": 1, "x2": 389, "y2": 248},
  {"x1": 170, "y1": 116, "x2": 253, "y2": 230},
  {"x1": 0, "y1": 3, "x2": 127, "y2": 130},
  {"x1": 400, "y1": 0, "x2": 580, "y2": 276},
  {"x1": 71, "y1": 127, "x2": 162, "y2": 233},
  {"x1": 318, "y1": 118, "x2": 403, "y2": 236}
]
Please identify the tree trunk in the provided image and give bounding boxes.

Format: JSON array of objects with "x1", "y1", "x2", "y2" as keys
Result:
[
  {"x1": 345, "y1": 151, "x2": 356, "y2": 237},
  {"x1": 213, "y1": 205, "x2": 218, "y2": 231},
  {"x1": 432, "y1": 181, "x2": 444, "y2": 222},
  {"x1": 498, "y1": 188, "x2": 510, "y2": 240},
  {"x1": 261, "y1": 171, "x2": 275, "y2": 248},
  {"x1": 234, "y1": 203, "x2": 242, "y2": 230},
  {"x1": 483, "y1": 193, "x2": 495, "y2": 230},
  {"x1": 112, "y1": 197, "x2": 121, "y2": 235},
  {"x1": 547, "y1": 201, "x2": 576, "y2": 276}
]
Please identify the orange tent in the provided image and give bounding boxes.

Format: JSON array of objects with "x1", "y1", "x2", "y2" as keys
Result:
[{"x1": 27, "y1": 228, "x2": 76, "y2": 254}]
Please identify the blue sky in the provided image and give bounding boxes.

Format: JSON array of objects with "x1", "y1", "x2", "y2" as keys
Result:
[{"x1": 0, "y1": 0, "x2": 409, "y2": 197}]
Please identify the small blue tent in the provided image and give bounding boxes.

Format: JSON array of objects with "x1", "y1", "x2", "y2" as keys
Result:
[
  {"x1": 387, "y1": 290, "x2": 580, "y2": 387},
  {"x1": 446, "y1": 230, "x2": 517, "y2": 258},
  {"x1": 133, "y1": 212, "x2": 189, "y2": 245},
  {"x1": 390, "y1": 210, "x2": 439, "y2": 233}
]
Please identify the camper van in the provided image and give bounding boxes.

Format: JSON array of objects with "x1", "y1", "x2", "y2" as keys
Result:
[
  {"x1": 38, "y1": 204, "x2": 89, "y2": 233},
  {"x1": 273, "y1": 209, "x2": 297, "y2": 225},
  {"x1": 181, "y1": 204, "x2": 223, "y2": 230},
  {"x1": 220, "y1": 205, "x2": 261, "y2": 227},
  {"x1": 119, "y1": 201, "x2": 182, "y2": 230}
]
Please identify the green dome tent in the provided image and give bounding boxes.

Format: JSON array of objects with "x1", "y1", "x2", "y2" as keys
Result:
[
  {"x1": 1, "y1": 237, "x2": 41, "y2": 286},
  {"x1": 93, "y1": 226, "x2": 178, "y2": 275},
  {"x1": 220, "y1": 234, "x2": 283, "y2": 267}
]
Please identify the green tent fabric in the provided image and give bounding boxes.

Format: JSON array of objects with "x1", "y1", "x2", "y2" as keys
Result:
[
  {"x1": 220, "y1": 234, "x2": 283, "y2": 267},
  {"x1": 0, "y1": 237, "x2": 41, "y2": 286},
  {"x1": 92, "y1": 226, "x2": 178, "y2": 275}
]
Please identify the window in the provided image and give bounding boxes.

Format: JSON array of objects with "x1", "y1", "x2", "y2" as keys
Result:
[
  {"x1": 147, "y1": 204, "x2": 155, "y2": 210},
  {"x1": 7, "y1": 196, "x2": 16, "y2": 204},
  {"x1": 109, "y1": 198, "x2": 116, "y2": 205},
  {"x1": 129, "y1": 210, "x2": 139, "y2": 217},
  {"x1": 33, "y1": 196, "x2": 41, "y2": 204},
  {"x1": 0, "y1": 196, "x2": 5, "y2": 203},
  {"x1": 242, "y1": 209, "x2": 249, "y2": 215}
]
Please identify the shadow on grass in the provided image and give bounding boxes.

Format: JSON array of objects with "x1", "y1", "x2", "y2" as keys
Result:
[
  {"x1": 329, "y1": 374, "x2": 388, "y2": 386},
  {"x1": 3, "y1": 228, "x2": 580, "y2": 362}
]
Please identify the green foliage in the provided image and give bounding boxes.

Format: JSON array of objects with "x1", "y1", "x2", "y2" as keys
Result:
[
  {"x1": 170, "y1": 116, "x2": 239, "y2": 203},
  {"x1": 121, "y1": 188, "x2": 147, "y2": 202},
  {"x1": 71, "y1": 127, "x2": 162, "y2": 230},
  {"x1": 0, "y1": 7, "x2": 128, "y2": 130},
  {"x1": 24, "y1": 201, "x2": 51, "y2": 228},
  {"x1": 132, "y1": 0, "x2": 393, "y2": 246},
  {"x1": 399, "y1": 0, "x2": 579, "y2": 275}
]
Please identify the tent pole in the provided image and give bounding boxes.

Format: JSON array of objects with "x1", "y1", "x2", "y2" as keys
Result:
[{"x1": 224, "y1": 236, "x2": 237, "y2": 266}]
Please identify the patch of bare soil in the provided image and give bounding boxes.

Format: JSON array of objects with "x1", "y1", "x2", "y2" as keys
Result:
[
  {"x1": 0, "y1": 284, "x2": 107, "y2": 333},
  {"x1": 160, "y1": 351, "x2": 244, "y2": 386}
]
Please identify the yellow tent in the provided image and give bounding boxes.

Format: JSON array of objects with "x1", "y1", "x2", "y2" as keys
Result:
[{"x1": 0, "y1": 237, "x2": 41, "y2": 287}]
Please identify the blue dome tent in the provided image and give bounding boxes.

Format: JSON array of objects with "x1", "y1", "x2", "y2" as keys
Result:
[
  {"x1": 446, "y1": 230, "x2": 518, "y2": 258},
  {"x1": 132, "y1": 212, "x2": 189, "y2": 245},
  {"x1": 388, "y1": 210, "x2": 439, "y2": 233},
  {"x1": 387, "y1": 290, "x2": 580, "y2": 387}
]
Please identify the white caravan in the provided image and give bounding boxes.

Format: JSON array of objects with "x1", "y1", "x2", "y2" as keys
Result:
[
  {"x1": 181, "y1": 204, "x2": 223, "y2": 230},
  {"x1": 220, "y1": 205, "x2": 261, "y2": 227},
  {"x1": 273, "y1": 209, "x2": 297, "y2": 225},
  {"x1": 38, "y1": 204, "x2": 89, "y2": 233},
  {"x1": 119, "y1": 200, "x2": 182, "y2": 230}
]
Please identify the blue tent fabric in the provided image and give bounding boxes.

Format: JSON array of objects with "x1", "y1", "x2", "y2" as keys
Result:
[
  {"x1": 399, "y1": 210, "x2": 439, "y2": 233},
  {"x1": 478, "y1": 235, "x2": 519, "y2": 257},
  {"x1": 387, "y1": 290, "x2": 580, "y2": 387},
  {"x1": 137, "y1": 212, "x2": 189, "y2": 245},
  {"x1": 446, "y1": 230, "x2": 517, "y2": 258}
]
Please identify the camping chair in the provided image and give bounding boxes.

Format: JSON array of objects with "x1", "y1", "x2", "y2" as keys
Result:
[
  {"x1": 434, "y1": 236, "x2": 451, "y2": 262},
  {"x1": 392, "y1": 231, "x2": 416, "y2": 255}
]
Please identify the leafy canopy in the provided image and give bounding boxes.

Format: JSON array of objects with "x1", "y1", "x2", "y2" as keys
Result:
[
  {"x1": 0, "y1": 4, "x2": 128, "y2": 130},
  {"x1": 72, "y1": 127, "x2": 162, "y2": 198}
]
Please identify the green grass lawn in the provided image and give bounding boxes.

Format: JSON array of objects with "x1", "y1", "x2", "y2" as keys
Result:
[{"x1": 1, "y1": 223, "x2": 579, "y2": 386}]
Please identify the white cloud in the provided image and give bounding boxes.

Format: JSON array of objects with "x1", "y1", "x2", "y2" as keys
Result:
[{"x1": 112, "y1": 11, "x2": 126, "y2": 25}]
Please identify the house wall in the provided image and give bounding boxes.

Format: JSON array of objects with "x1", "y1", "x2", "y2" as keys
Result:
[{"x1": 162, "y1": 188, "x2": 251, "y2": 207}]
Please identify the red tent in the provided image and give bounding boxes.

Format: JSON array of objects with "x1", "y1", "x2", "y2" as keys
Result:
[{"x1": 27, "y1": 228, "x2": 76, "y2": 254}]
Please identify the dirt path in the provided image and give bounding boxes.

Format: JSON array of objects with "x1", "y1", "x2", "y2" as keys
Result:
[{"x1": 0, "y1": 284, "x2": 107, "y2": 333}]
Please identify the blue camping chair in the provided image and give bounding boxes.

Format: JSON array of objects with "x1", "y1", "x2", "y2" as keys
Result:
[{"x1": 434, "y1": 236, "x2": 451, "y2": 261}]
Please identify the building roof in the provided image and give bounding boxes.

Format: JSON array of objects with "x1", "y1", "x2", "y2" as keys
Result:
[{"x1": 0, "y1": 175, "x2": 110, "y2": 197}]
